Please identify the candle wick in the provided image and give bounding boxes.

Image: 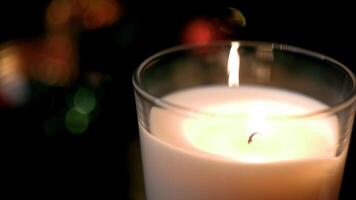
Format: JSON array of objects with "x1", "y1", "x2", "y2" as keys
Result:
[{"x1": 248, "y1": 132, "x2": 259, "y2": 144}]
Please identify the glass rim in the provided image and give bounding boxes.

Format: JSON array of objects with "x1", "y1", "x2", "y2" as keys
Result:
[{"x1": 132, "y1": 40, "x2": 356, "y2": 119}]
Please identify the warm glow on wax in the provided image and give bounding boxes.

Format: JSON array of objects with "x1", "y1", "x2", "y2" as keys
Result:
[{"x1": 179, "y1": 42, "x2": 337, "y2": 163}]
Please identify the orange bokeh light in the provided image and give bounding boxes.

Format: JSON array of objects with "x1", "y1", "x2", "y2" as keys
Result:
[{"x1": 182, "y1": 19, "x2": 217, "y2": 44}]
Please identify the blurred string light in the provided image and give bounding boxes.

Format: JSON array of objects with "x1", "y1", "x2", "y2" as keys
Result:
[
  {"x1": 182, "y1": 7, "x2": 246, "y2": 44},
  {"x1": 44, "y1": 0, "x2": 120, "y2": 135},
  {"x1": 32, "y1": 34, "x2": 77, "y2": 86},
  {"x1": 0, "y1": 0, "x2": 122, "y2": 94},
  {"x1": 80, "y1": 0, "x2": 121, "y2": 29},
  {"x1": 0, "y1": 45, "x2": 28, "y2": 107},
  {"x1": 65, "y1": 106, "x2": 90, "y2": 135},
  {"x1": 74, "y1": 87, "x2": 96, "y2": 114},
  {"x1": 23, "y1": 0, "x2": 122, "y2": 87},
  {"x1": 182, "y1": 18, "x2": 216, "y2": 44},
  {"x1": 0, "y1": 0, "x2": 120, "y2": 136},
  {"x1": 46, "y1": 0, "x2": 121, "y2": 31},
  {"x1": 65, "y1": 87, "x2": 96, "y2": 135}
]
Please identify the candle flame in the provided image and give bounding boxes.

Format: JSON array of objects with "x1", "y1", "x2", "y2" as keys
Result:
[{"x1": 227, "y1": 41, "x2": 240, "y2": 87}]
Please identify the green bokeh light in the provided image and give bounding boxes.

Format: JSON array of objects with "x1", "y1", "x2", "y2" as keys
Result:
[
  {"x1": 74, "y1": 88, "x2": 96, "y2": 114},
  {"x1": 65, "y1": 107, "x2": 89, "y2": 135}
]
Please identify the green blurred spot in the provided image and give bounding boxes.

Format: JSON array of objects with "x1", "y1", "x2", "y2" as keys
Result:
[
  {"x1": 74, "y1": 88, "x2": 96, "y2": 114},
  {"x1": 65, "y1": 107, "x2": 89, "y2": 135}
]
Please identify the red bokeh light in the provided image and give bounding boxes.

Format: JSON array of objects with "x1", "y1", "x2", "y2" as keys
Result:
[{"x1": 182, "y1": 19, "x2": 218, "y2": 44}]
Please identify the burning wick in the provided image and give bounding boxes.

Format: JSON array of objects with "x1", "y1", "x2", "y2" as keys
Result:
[{"x1": 248, "y1": 132, "x2": 260, "y2": 144}]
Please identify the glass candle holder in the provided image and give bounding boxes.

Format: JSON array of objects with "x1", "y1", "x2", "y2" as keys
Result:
[{"x1": 133, "y1": 41, "x2": 356, "y2": 200}]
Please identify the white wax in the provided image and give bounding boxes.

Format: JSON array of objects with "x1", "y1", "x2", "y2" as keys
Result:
[{"x1": 139, "y1": 86, "x2": 347, "y2": 200}]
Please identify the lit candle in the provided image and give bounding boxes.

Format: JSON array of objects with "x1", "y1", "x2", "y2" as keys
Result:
[
  {"x1": 138, "y1": 42, "x2": 347, "y2": 200},
  {"x1": 140, "y1": 86, "x2": 346, "y2": 200}
]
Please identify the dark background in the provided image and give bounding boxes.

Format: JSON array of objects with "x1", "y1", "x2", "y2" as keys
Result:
[{"x1": 0, "y1": 1, "x2": 354, "y2": 199}]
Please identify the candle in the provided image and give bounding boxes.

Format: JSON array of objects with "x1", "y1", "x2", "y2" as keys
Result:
[
  {"x1": 139, "y1": 86, "x2": 347, "y2": 200},
  {"x1": 134, "y1": 41, "x2": 355, "y2": 200}
]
